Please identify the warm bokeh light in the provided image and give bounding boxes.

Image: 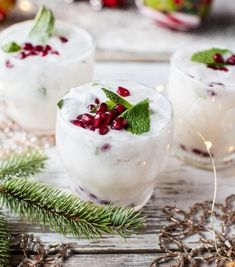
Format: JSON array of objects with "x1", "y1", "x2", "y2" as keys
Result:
[
  {"x1": 205, "y1": 141, "x2": 212, "y2": 150},
  {"x1": 18, "y1": 0, "x2": 33, "y2": 12}
]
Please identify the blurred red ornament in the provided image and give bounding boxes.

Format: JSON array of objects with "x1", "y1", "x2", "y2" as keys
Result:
[{"x1": 0, "y1": 0, "x2": 15, "y2": 21}]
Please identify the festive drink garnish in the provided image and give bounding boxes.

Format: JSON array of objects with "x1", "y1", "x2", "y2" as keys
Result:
[
  {"x1": 59, "y1": 85, "x2": 151, "y2": 135},
  {"x1": 56, "y1": 80, "x2": 173, "y2": 209},
  {"x1": 191, "y1": 48, "x2": 235, "y2": 71},
  {"x1": 2, "y1": 6, "x2": 61, "y2": 60}
]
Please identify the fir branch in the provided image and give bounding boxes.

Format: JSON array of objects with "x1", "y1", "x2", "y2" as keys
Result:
[
  {"x1": 0, "y1": 210, "x2": 9, "y2": 267},
  {"x1": 0, "y1": 179, "x2": 144, "y2": 239},
  {"x1": 0, "y1": 150, "x2": 48, "y2": 182}
]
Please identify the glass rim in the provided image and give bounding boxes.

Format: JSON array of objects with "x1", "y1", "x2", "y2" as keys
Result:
[
  {"x1": 57, "y1": 80, "x2": 174, "y2": 142},
  {"x1": 170, "y1": 44, "x2": 235, "y2": 89},
  {"x1": 0, "y1": 20, "x2": 95, "y2": 65}
]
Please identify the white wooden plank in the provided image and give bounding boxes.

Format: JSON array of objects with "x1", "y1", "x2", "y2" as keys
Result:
[{"x1": 7, "y1": 148, "x2": 235, "y2": 253}]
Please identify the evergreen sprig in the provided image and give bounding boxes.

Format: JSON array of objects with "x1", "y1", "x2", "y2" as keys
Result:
[
  {"x1": 0, "y1": 178, "x2": 144, "y2": 239},
  {"x1": 0, "y1": 210, "x2": 9, "y2": 267},
  {"x1": 0, "y1": 150, "x2": 48, "y2": 182}
]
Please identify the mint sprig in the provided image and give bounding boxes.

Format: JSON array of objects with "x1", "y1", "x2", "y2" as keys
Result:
[
  {"x1": 57, "y1": 99, "x2": 64, "y2": 109},
  {"x1": 121, "y1": 99, "x2": 150, "y2": 135},
  {"x1": 105, "y1": 100, "x2": 116, "y2": 110},
  {"x1": 29, "y1": 6, "x2": 55, "y2": 44},
  {"x1": 2, "y1": 42, "x2": 21, "y2": 53},
  {"x1": 191, "y1": 48, "x2": 231, "y2": 65},
  {"x1": 102, "y1": 88, "x2": 132, "y2": 109}
]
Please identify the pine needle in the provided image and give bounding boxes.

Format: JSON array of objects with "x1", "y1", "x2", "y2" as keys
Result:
[
  {"x1": 0, "y1": 210, "x2": 9, "y2": 267},
  {"x1": 0, "y1": 150, "x2": 48, "y2": 182},
  {"x1": 0, "y1": 178, "x2": 144, "y2": 239}
]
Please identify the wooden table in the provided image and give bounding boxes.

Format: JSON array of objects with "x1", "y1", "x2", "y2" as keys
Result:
[{"x1": 9, "y1": 62, "x2": 235, "y2": 266}]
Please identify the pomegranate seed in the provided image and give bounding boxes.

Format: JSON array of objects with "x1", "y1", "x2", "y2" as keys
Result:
[
  {"x1": 45, "y1": 45, "x2": 52, "y2": 51},
  {"x1": 35, "y1": 45, "x2": 43, "y2": 52},
  {"x1": 51, "y1": 50, "x2": 60, "y2": 55},
  {"x1": 117, "y1": 86, "x2": 130, "y2": 97},
  {"x1": 87, "y1": 125, "x2": 95, "y2": 131},
  {"x1": 59, "y1": 36, "x2": 68, "y2": 43},
  {"x1": 23, "y1": 42, "x2": 34, "y2": 51},
  {"x1": 5, "y1": 60, "x2": 14, "y2": 68},
  {"x1": 207, "y1": 65, "x2": 228, "y2": 72},
  {"x1": 96, "y1": 103, "x2": 108, "y2": 114},
  {"x1": 218, "y1": 66, "x2": 228, "y2": 72},
  {"x1": 27, "y1": 51, "x2": 37, "y2": 56},
  {"x1": 111, "y1": 117, "x2": 128, "y2": 130},
  {"x1": 88, "y1": 104, "x2": 95, "y2": 111},
  {"x1": 41, "y1": 51, "x2": 48, "y2": 57},
  {"x1": 101, "y1": 143, "x2": 111, "y2": 151},
  {"x1": 18, "y1": 52, "x2": 28, "y2": 59},
  {"x1": 77, "y1": 113, "x2": 94, "y2": 126},
  {"x1": 94, "y1": 115, "x2": 103, "y2": 128},
  {"x1": 115, "y1": 104, "x2": 126, "y2": 115},
  {"x1": 71, "y1": 120, "x2": 85, "y2": 128},
  {"x1": 106, "y1": 110, "x2": 117, "y2": 120},
  {"x1": 207, "y1": 90, "x2": 217, "y2": 97},
  {"x1": 226, "y1": 55, "x2": 235, "y2": 65},
  {"x1": 101, "y1": 113, "x2": 111, "y2": 125},
  {"x1": 99, "y1": 126, "x2": 109, "y2": 135},
  {"x1": 95, "y1": 98, "x2": 100, "y2": 104},
  {"x1": 213, "y1": 53, "x2": 224, "y2": 64}
]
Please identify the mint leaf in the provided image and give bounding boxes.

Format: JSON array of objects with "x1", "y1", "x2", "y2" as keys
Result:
[
  {"x1": 57, "y1": 99, "x2": 64, "y2": 109},
  {"x1": 191, "y1": 48, "x2": 231, "y2": 65},
  {"x1": 3, "y1": 42, "x2": 21, "y2": 53},
  {"x1": 105, "y1": 100, "x2": 116, "y2": 110},
  {"x1": 102, "y1": 88, "x2": 132, "y2": 109},
  {"x1": 121, "y1": 99, "x2": 150, "y2": 135},
  {"x1": 29, "y1": 6, "x2": 55, "y2": 44}
]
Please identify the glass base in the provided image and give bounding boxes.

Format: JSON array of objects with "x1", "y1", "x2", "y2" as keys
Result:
[
  {"x1": 72, "y1": 182, "x2": 153, "y2": 211},
  {"x1": 173, "y1": 145, "x2": 235, "y2": 170}
]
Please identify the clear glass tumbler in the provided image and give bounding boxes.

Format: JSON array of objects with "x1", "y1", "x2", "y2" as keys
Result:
[
  {"x1": 168, "y1": 45, "x2": 235, "y2": 169},
  {"x1": 56, "y1": 80, "x2": 173, "y2": 209}
]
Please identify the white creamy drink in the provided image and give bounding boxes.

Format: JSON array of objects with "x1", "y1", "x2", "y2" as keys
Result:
[
  {"x1": 56, "y1": 81, "x2": 173, "y2": 209},
  {"x1": 168, "y1": 45, "x2": 235, "y2": 169},
  {"x1": 0, "y1": 6, "x2": 94, "y2": 133}
]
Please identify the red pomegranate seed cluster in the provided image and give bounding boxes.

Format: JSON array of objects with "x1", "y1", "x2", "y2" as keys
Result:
[
  {"x1": 207, "y1": 52, "x2": 235, "y2": 71},
  {"x1": 71, "y1": 100, "x2": 129, "y2": 135},
  {"x1": 17, "y1": 42, "x2": 60, "y2": 60},
  {"x1": 71, "y1": 87, "x2": 131, "y2": 135}
]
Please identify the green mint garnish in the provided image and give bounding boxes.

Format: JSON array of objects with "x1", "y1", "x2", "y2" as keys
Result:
[
  {"x1": 121, "y1": 99, "x2": 150, "y2": 135},
  {"x1": 3, "y1": 42, "x2": 21, "y2": 53},
  {"x1": 57, "y1": 99, "x2": 64, "y2": 109},
  {"x1": 92, "y1": 82, "x2": 100, "y2": 87},
  {"x1": 191, "y1": 48, "x2": 231, "y2": 65},
  {"x1": 29, "y1": 6, "x2": 55, "y2": 44},
  {"x1": 105, "y1": 100, "x2": 116, "y2": 110},
  {"x1": 102, "y1": 88, "x2": 132, "y2": 109}
]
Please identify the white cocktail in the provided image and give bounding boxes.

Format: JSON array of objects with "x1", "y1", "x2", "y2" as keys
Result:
[
  {"x1": 168, "y1": 45, "x2": 235, "y2": 169},
  {"x1": 0, "y1": 7, "x2": 94, "y2": 133},
  {"x1": 56, "y1": 80, "x2": 173, "y2": 209}
]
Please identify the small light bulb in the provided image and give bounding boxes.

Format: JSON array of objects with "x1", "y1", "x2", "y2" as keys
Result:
[{"x1": 205, "y1": 141, "x2": 212, "y2": 150}]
